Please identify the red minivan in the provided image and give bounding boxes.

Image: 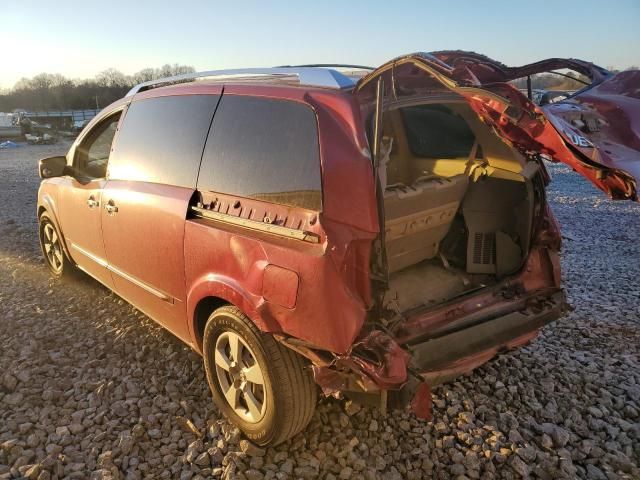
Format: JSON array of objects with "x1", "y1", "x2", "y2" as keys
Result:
[{"x1": 37, "y1": 52, "x2": 639, "y2": 446}]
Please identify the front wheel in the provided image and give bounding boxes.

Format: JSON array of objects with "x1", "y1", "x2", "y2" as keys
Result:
[
  {"x1": 203, "y1": 306, "x2": 317, "y2": 446},
  {"x1": 38, "y1": 212, "x2": 73, "y2": 278}
]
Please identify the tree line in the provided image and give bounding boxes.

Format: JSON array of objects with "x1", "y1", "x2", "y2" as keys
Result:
[
  {"x1": 2, "y1": 63, "x2": 637, "y2": 112},
  {"x1": 0, "y1": 64, "x2": 195, "y2": 112}
]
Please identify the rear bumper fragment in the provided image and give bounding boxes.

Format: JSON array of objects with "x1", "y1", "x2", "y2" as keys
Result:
[
  {"x1": 409, "y1": 290, "x2": 566, "y2": 373},
  {"x1": 305, "y1": 289, "x2": 567, "y2": 420},
  {"x1": 389, "y1": 290, "x2": 566, "y2": 418}
]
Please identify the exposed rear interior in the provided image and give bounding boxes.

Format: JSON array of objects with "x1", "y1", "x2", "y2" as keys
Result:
[{"x1": 380, "y1": 99, "x2": 539, "y2": 313}]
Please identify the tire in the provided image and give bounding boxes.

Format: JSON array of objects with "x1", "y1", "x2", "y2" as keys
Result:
[
  {"x1": 38, "y1": 212, "x2": 74, "y2": 278},
  {"x1": 203, "y1": 305, "x2": 317, "y2": 446}
]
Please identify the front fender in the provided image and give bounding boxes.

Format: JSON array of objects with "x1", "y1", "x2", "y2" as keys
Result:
[{"x1": 38, "y1": 184, "x2": 71, "y2": 259}]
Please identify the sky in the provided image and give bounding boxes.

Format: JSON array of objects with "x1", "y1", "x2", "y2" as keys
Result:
[{"x1": 1, "y1": 0, "x2": 639, "y2": 89}]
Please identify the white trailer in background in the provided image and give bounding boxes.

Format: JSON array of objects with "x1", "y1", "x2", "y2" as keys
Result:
[{"x1": 0, "y1": 113, "x2": 21, "y2": 138}]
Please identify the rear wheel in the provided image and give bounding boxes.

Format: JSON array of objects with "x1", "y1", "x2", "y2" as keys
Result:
[
  {"x1": 203, "y1": 305, "x2": 317, "y2": 446},
  {"x1": 38, "y1": 212, "x2": 73, "y2": 278}
]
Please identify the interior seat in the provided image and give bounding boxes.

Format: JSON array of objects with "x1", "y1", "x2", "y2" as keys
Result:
[{"x1": 384, "y1": 174, "x2": 468, "y2": 273}]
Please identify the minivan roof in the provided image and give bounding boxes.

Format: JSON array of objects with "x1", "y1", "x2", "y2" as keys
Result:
[{"x1": 126, "y1": 66, "x2": 373, "y2": 96}]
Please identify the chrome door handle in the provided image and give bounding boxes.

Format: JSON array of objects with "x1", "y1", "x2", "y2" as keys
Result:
[
  {"x1": 87, "y1": 196, "x2": 99, "y2": 208},
  {"x1": 105, "y1": 201, "x2": 118, "y2": 214}
]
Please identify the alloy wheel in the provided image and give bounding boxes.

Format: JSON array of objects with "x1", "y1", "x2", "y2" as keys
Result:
[
  {"x1": 214, "y1": 331, "x2": 266, "y2": 423},
  {"x1": 42, "y1": 221, "x2": 64, "y2": 274}
]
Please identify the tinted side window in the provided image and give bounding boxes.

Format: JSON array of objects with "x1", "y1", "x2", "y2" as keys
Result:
[
  {"x1": 198, "y1": 96, "x2": 321, "y2": 211},
  {"x1": 401, "y1": 105, "x2": 475, "y2": 158},
  {"x1": 109, "y1": 95, "x2": 220, "y2": 188}
]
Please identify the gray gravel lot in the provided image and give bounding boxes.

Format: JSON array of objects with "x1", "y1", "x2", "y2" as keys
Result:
[{"x1": 0, "y1": 141, "x2": 638, "y2": 480}]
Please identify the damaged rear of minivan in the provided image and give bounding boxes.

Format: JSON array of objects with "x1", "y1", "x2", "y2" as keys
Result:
[{"x1": 318, "y1": 52, "x2": 638, "y2": 418}]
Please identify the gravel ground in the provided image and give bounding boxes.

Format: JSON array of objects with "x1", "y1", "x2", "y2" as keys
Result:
[{"x1": 0, "y1": 142, "x2": 638, "y2": 480}]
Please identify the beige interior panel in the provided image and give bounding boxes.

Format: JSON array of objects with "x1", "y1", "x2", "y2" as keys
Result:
[
  {"x1": 412, "y1": 156, "x2": 468, "y2": 178},
  {"x1": 450, "y1": 104, "x2": 526, "y2": 175},
  {"x1": 384, "y1": 175, "x2": 468, "y2": 273},
  {"x1": 383, "y1": 110, "x2": 412, "y2": 185}
]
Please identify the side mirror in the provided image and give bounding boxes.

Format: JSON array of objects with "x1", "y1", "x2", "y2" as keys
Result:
[{"x1": 39, "y1": 156, "x2": 68, "y2": 179}]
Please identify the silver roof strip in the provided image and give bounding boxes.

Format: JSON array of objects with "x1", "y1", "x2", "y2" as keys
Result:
[{"x1": 126, "y1": 67, "x2": 358, "y2": 96}]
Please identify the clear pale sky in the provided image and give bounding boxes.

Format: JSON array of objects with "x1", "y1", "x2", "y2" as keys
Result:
[{"x1": 2, "y1": 0, "x2": 639, "y2": 88}]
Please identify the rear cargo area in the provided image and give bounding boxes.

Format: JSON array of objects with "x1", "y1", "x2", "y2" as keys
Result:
[{"x1": 380, "y1": 100, "x2": 538, "y2": 313}]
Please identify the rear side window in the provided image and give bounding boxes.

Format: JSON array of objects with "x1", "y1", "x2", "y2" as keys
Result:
[
  {"x1": 198, "y1": 95, "x2": 322, "y2": 211},
  {"x1": 109, "y1": 95, "x2": 220, "y2": 188},
  {"x1": 401, "y1": 104, "x2": 475, "y2": 158}
]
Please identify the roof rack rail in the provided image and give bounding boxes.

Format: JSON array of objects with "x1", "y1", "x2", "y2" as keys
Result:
[
  {"x1": 126, "y1": 67, "x2": 358, "y2": 96},
  {"x1": 275, "y1": 64, "x2": 375, "y2": 70}
]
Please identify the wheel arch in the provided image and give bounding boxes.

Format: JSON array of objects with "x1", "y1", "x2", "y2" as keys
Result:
[
  {"x1": 187, "y1": 276, "x2": 281, "y2": 353},
  {"x1": 193, "y1": 295, "x2": 229, "y2": 350}
]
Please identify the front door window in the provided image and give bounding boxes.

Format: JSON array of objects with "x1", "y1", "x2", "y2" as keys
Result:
[{"x1": 75, "y1": 113, "x2": 121, "y2": 179}]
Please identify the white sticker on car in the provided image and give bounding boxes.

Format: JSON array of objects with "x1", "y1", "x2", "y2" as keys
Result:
[{"x1": 564, "y1": 130, "x2": 594, "y2": 148}]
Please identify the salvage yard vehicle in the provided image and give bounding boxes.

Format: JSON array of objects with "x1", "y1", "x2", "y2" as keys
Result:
[{"x1": 37, "y1": 52, "x2": 640, "y2": 446}]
